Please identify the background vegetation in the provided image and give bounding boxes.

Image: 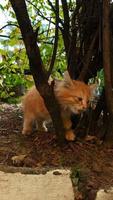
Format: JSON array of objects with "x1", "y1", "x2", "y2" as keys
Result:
[{"x1": 0, "y1": 0, "x2": 67, "y2": 102}]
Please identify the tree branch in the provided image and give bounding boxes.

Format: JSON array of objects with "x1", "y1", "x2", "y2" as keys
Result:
[
  {"x1": 60, "y1": 0, "x2": 70, "y2": 57},
  {"x1": 61, "y1": 0, "x2": 70, "y2": 30},
  {"x1": 78, "y1": 29, "x2": 98, "y2": 81},
  {"x1": 47, "y1": 0, "x2": 59, "y2": 78},
  {"x1": 47, "y1": 0, "x2": 64, "y2": 26}
]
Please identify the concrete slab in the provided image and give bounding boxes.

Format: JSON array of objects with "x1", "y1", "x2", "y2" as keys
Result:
[
  {"x1": 96, "y1": 188, "x2": 113, "y2": 200},
  {"x1": 0, "y1": 169, "x2": 74, "y2": 200}
]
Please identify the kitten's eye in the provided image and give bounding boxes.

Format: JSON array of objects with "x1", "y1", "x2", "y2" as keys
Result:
[{"x1": 78, "y1": 97, "x2": 82, "y2": 101}]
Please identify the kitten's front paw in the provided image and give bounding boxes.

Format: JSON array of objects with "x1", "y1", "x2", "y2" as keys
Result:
[
  {"x1": 65, "y1": 130, "x2": 76, "y2": 141},
  {"x1": 22, "y1": 129, "x2": 32, "y2": 135}
]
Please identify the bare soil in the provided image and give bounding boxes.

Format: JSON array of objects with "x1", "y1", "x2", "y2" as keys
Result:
[{"x1": 0, "y1": 103, "x2": 113, "y2": 199}]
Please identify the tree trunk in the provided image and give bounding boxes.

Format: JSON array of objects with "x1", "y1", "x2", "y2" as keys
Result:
[
  {"x1": 9, "y1": 0, "x2": 65, "y2": 144},
  {"x1": 103, "y1": 0, "x2": 113, "y2": 145}
]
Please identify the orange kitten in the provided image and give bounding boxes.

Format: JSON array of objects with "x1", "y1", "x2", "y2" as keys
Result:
[{"x1": 22, "y1": 71, "x2": 93, "y2": 141}]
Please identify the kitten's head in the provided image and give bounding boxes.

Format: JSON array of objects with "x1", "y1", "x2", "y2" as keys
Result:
[{"x1": 55, "y1": 71, "x2": 95, "y2": 114}]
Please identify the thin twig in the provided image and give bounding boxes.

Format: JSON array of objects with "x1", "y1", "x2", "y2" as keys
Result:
[
  {"x1": 26, "y1": 0, "x2": 55, "y2": 26},
  {"x1": 0, "y1": 35, "x2": 10, "y2": 38},
  {"x1": 0, "y1": 23, "x2": 19, "y2": 31}
]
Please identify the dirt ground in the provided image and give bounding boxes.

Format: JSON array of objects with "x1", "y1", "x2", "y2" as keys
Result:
[{"x1": 0, "y1": 103, "x2": 113, "y2": 199}]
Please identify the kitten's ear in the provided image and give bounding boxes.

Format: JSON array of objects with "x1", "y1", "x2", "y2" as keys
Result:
[{"x1": 63, "y1": 71, "x2": 73, "y2": 87}]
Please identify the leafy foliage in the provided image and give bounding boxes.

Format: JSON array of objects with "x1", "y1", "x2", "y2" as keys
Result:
[
  {"x1": 0, "y1": 0, "x2": 68, "y2": 101},
  {"x1": 0, "y1": 48, "x2": 28, "y2": 101}
]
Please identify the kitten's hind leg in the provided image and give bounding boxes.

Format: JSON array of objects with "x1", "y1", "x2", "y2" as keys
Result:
[{"x1": 36, "y1": 119, "x2": 48, "y2": 132}]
